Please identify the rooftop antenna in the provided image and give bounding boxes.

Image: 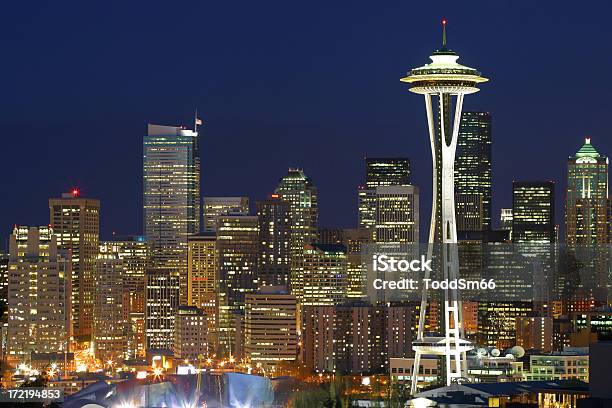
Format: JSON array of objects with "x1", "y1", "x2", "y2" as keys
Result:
[{"x1": 442, "y1": 18, "x2": 448, "y2": 49}]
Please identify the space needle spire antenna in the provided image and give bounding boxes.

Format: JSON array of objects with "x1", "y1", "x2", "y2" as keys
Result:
[
  {"x1": 442, "y1": 18, "x2": 447, "y2": 49},
  {"x1": 400, "y1": 20, "x2": 488, "y2": 394}
]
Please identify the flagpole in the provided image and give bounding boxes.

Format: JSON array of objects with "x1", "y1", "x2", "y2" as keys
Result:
[{"x1": 194, "y1": 108, "x2": 198, "y2": 133}]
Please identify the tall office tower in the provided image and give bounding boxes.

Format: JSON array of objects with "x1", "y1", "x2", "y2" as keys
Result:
[
  {"x1": 301, "y1": 243, "x2": 347, "y2": 306},
  {"x1": 366, "y1": 158, "x2": 411, "y2": 187},
  {"x1": 174, "y1": 306, "x2": 208, "y2": 361},
  {"x1": 401, "y1": 20, "x2": 488, "y2": 391},
  {"x1": 343, "y1": 228, "x2": 372, "y2": 299},
  {"x1": 500, "y1": 209, "x2": 513, "y2": 232},
  {"x1": 217, "y1": 215, "x2": 259, "y2": 354},
  {"x1": 256, "y1": 196, "x2": 291, "y2": 287},
  {"x1": 566, "y1": 138, "x2": 609, "y2": 246},
  {"x1": 359, "y1": 157, "x2": 411, "y2": 234},
  {"x1": 455, "y1": 111, "x2": 492, "y2": 232},
  {"x1": 101, "y1": 237, "x2": 147, "y2": 359},
  {"x1": 203, "y1": 197, "x2": 249, "y2": 232},
  {"x1": 145, "y1": 269, "x2": 179, "y2": 350},
  {"x1": 358, "y1": 187, "x2": 377, "y2": 232},
  {"x1": 512, "y1": 182, "x2": 555, "y2": 243},
  {"x1": 49, "y1": 190, "x2": 100, "y2": 338},
  {"x1": 374, "y1": 185, "x2": 419, "y2": 243},
  {"x1": 103, "y1": 236, "x2": 148, "y2": 304},
  {"x1": 94, "y1": 246, "x2": 128, "y2": 362},
  {"x1": 0, "y1": 253, "x2": 8, "y2": 324},
  {"x1": 565, "y1": 138, "x2": 609, "y2": 311},
  {"x1": 274, "y1": 169, "x2": 318, "y2": 301},
  {"x1": 7, "y1": 226, "x2": 71, "y2": 363},
  {"x1": 187, "y1": 232, "x2": 218, "y2": 351},
  {"x1": 144, "y1": 123, "x2": 200, "y2": 307},
  {"x1": 245, "y1": 287, "x2": 297, "y2": 372}
]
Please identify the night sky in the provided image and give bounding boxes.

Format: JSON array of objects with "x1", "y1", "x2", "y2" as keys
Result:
[{"x1": 2, "y1": 1, "x2": 611, "y2": 247}]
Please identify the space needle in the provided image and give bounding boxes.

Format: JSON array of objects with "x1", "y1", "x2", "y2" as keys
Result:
[{"x1": 400, "y1": 20, "x2": 488, "y2": 394}]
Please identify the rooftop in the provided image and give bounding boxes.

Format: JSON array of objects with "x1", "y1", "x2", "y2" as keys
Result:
[{"x1": 575, "y1": 137, "x2": 602, "y2": 159}]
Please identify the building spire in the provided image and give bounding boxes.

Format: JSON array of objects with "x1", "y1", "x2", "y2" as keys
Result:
[{"x1": 442, "y1": 18, "x2": 447, "y2": 49}]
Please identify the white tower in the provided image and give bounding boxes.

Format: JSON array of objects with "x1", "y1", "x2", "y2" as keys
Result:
[{"x1": 400, "y1": 20, "x2": 488, "y2": 394}]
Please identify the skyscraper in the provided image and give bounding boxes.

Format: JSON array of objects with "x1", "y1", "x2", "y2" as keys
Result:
[
  {"x1": 565, "y1": 138, "x2": 609, "y2": 312},
  {"x1": 0, "y1": 253, "x2": 8, "y2": 324},
  {"x1": 359, "y1": 157, "x2": 411, "y2": 234},
  {"x1": 217, "y1": 215, "x2": 259, "y2": 354},
  {"x1": 401, "y1": 20, "x2": 488, "y2": 391},
  {"x1": 301, "y1": 243, "x2": 347, "y2": 306},
  {"x1": 143, "y1": 123, "x2": 200, "y2": 348},
  {"x1": 500, "y1": 209, "x2": 513, "y2": 234},
  {"x1": 49, "y1": 190, "x2": 100, "y2": 338},
  {"x1": 274, "y1": 169, "x2": 318, "y2": 302},
  {"x1": 245, "y1": 287, "x2": 297, "y2": 371},
  {"x1": 256, "y1": 196, "x2": 291, "y2": 288},
  {"x1": 203, "y1": 197, "x2": 249, "y2": 232},
  {"x1": 103, "y1": 236, "x2": 148, "y2": 302},
  {"x1": 7, "y1": 226, "x2": 71, "y2": 363},
  {"x1": 187, "y1": 232, "x2": 218, "y2": 351},
  {"x1": 374, "y1": 185, "x2": 419, "y2": 243},
  {"x1": 512, "y1": 181, "x2": 555, "y2": 243},
  {"x1": 145, "y1": 269, "x2": 179, "y2": 350},
  {"x1": 94, "y1": 245, "x2": 128, "y2": 362},
  {"x1": 566, "y1": 138, "x2": 609, "y2": 246},
  {"x1": 343, "y1": 228, "x2": 372, "y2": 299},
  {"x1": 143, "y1": 123, "x2": 200, "y2": 303},
  {"x1": 101, "y1": 236, "x2": 148, "y2": 359},
  {"x1": 365, "y1": 158, "x2": 411, "y2": 188},
  {"x1": 455, "y1": 111, "x2": 492, "y2": 231}
]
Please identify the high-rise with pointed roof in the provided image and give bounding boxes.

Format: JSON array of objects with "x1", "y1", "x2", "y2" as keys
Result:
[
  {"x1": 566, "y1": 138, "x2": 609, "y2": 246},
  {"x1": 274, "y1": 169, "x2": 318, "y2": 303}
]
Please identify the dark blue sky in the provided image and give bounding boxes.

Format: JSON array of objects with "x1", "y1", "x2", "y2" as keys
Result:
[{"x1": 2, "y1": 1, "x2": 611, "y2": 246}]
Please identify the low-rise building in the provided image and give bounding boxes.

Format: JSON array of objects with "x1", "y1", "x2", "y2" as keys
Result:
[{"x1": 524, "y1": 347, "x2": 588, "y2": 382}]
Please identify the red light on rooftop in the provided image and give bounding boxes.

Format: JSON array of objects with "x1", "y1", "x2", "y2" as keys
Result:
[
  {"x1": 71, "y1": 188, "x2": 80, "y2": 197},
  {"x1": 442, "y1": 18, "x2": 447, "y2": 25}
]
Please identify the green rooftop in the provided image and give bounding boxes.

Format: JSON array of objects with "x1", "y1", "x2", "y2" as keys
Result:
[{"x1": 575, "y1": 138, "x2": 601, "y2": 158}]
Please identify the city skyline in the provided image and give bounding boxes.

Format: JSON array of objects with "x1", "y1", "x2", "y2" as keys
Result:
[
  {"x1": 3, "y1": 6, "x2": 612, "y2": 404},
  {"x1": 2, "y1": 3, "x2": 612, "y2": 243}
]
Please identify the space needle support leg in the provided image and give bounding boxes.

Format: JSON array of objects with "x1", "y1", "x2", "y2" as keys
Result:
[
  {"x1": 410, "y1": 93, "x2": 438, "y2": 396},
  {"x1": 441, "y1": 91, "x2": 465, "y2": 385}
]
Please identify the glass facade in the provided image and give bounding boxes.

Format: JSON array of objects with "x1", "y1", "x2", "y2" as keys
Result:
[
  {"x1": 455, "y1": 111, "x2": 492, "y2": 231},
  {"x1": 274, "y1": 169, "x2": 318, "y2": 302},
  {"x1": 365, "y1": 157, "x2": 411, "y2": 188},
  {"x1": 512, "y1": 181, "x2": 555, "y2": 243},
  {"x1": 143, "y1": 123, "x2": 200, "y2": 347}
]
